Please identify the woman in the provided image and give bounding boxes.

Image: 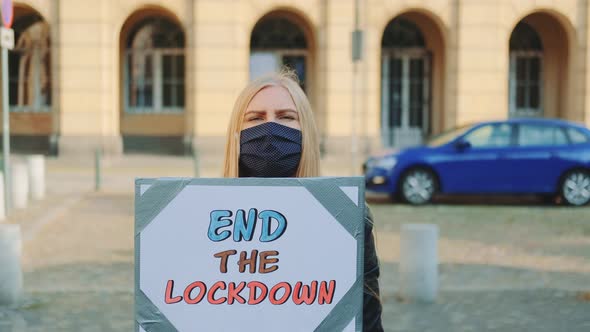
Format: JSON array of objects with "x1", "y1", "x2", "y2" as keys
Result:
[{"x1": 223, "y1": 70, "x2": 384, "y2": 331}]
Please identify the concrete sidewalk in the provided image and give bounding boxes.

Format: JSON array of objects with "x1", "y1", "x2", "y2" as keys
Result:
[{"x1": 1, "y1": 192, "x2": 134, "y2": 331}]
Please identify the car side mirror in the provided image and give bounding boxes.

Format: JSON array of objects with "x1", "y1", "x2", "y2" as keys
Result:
[{"x1": 454, "y1": 139, "x2": 471, "y2": 151}]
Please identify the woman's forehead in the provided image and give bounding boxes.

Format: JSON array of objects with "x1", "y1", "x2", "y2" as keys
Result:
[{"x1": 246, "y1": 85, "x2": 297, "y2": 112}]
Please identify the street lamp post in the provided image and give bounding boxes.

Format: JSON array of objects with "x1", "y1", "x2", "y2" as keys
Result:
[
  {"x1": 1, "y1": 0, "x2": 14, "y2": 214},
  {"x1": 2, "y1": 45, "x2": 10, "y2": 212},
  {"x1": 351, "y1": 0, "x2": 363, "y2": 175}
]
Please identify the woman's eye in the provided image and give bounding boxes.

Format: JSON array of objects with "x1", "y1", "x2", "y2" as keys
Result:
[
  {"x1": 280, "y1": 116, "x2": 296, "y2": 120},
  {"x1": 247, "y1": 117, "x2": 263, "y2": 122}
]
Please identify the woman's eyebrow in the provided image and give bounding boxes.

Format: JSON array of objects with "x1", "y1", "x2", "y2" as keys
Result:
[
  {"x1": 244, "y1": 110, "x2": 266, "y2": 115},
  {"x1": 275, "y1": 109, "x2": 298, "y2": 114}
]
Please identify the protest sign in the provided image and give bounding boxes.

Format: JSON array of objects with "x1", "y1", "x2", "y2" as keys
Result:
[{"x1": 135, "y1": 177, "x2": 365, "y2": 332}]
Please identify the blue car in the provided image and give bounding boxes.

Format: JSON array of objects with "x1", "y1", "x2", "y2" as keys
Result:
[{"x1": 364, "y1": 118, "x2": 590, "y2": 206}]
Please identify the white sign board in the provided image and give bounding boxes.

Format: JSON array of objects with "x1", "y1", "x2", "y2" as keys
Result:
[
  {"x1": 135, "y1": 177, "x2": 365, "y2": 332},
  {"x1": 0, "y1": 27, "x2": 13, "y2": 50}
]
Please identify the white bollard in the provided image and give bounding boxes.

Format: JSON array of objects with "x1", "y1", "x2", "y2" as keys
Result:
[
  {"x1": 0, "y1": 172, "x2": 5, "y2": 221},
  {"x1": 0, "y1": 224, "x2": 23, "y2": 305},
  {"x1": 27, "y1": 155, "x2": 45, "y2": 200},
  {"x1": 399, "y1": 223, "x2": 439, "y2": 302},
  {"x1": 12, "y1": 162, "x2": 29, "y2": 209}
]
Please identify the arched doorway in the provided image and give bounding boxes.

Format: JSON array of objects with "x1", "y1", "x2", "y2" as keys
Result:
[
  {"x1": 509, "y1": 22, "x2": 543, "y2": 117},
  {"x1": 508, "y1": 12, "x2": 570, "y2": 119},
  {"x1": 8, "y1": 6, "x2": 52, "y2": 153},
  {"x1": 381, "y1": 13, "x2": 444, "y2": 148},
  {"x1": 249, "y1": 12, "x2": 311, "y2": 92},
  {"x1": 120, "y1": 11, "x2": 186, "y2": 154}
]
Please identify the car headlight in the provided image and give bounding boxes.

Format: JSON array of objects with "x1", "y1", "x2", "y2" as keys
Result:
[{"x1": 374, "y1": 156, "x2": 397, "y2": 170}]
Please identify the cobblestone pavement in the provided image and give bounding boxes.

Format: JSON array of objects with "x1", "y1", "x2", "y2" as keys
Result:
[{"x1": 0, "y1": 156, "x2": 589, "y2": 331}]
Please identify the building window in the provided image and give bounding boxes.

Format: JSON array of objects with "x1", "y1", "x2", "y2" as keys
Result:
[
  {"x1": 381, "y1": 18, "x2": 425, "y2": 48},
  {"x1": 381, "y1": 17, "x2": 431, "y2": 148},
  {"x1": 125, "y1": 17, "x2": 185, "y2": 113},
  {"x1": 250, "y1": 16, "x2": 308, "y2": 91},
  {"x1": 9, "y1": 14, "x2": 51, "y2": 113},
  {"x1": 509, "y1": 22, "x2": 543, "y2": 117}
]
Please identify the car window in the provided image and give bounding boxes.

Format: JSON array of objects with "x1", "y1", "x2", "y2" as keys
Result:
[
  {"x1": 463, "y1": 124, "x2": 512, "y2": 148},
  {"x1": 518, "y1": 124, "x2": 568, "y2": 146},
  {"x1": 427, "y1": 124, "x2": 473, "y2": 147},
  {"x1": 567, "y1": 127, "x2": 590, "y2": 144}
]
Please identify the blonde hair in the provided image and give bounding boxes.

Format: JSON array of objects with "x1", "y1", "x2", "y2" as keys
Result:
[{"x1": 223, "y1": 69, "x2": 320, "y2": 178}]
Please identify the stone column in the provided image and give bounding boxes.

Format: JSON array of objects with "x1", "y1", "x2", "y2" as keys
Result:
[{"x1": 57, "y1": 0, "x2": 122, "y2": 156}]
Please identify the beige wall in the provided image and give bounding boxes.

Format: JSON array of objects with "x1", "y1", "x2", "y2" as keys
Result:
[{"x1": 2, "y1": 0, "x2": 590, "y2": 158}]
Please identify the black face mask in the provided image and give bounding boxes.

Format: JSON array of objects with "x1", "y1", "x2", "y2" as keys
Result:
[{"x1": 239, "y1": 122, "x2": 302, "y2": 177}]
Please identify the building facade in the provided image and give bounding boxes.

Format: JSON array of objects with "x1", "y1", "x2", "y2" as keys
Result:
[{"x1": 3, "y1": 0, "x2": 590, "y2": 167}]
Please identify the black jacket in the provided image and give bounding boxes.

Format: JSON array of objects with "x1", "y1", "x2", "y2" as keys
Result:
[{"x1": 363, "y1": 205, "x2": 384, "y2": 332}]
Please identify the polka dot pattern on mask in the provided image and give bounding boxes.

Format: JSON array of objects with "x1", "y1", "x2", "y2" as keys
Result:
[{"x1": 239, "y1": 122, "x2": 302, "y2": 178}]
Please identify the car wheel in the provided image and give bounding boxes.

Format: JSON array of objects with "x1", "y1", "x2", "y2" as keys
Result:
[
  {"x1": 560, "y1": 170, "x2": 590, "y2": 206},
  {"x1": 400, "y1": 168, "x2": 437, "y2": 205},
  {"x1": 561, "y1": 170, "x2": 590, "y2": 206}
]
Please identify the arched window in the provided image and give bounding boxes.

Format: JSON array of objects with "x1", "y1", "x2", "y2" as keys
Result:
[
  {"x1": 250, "y1": 16, "x2": 308, "y2": 91},
  {"x1": 381, "y1": 17, "x2": 431, "y2": 148},
  {"x1": 9, "y1": 13, "x2": 51, "y2": 112},
  {"x1": 125, "y1": 17, "x2": 185, "y2": 113},
  {"x1": 510, "y1": 22, "x2": 543, "y2": 51},
  {"x1": 382, "y1": 18, "x2": 425, "y2": 48},
  {"x1": 509, "y1": 22, "x2": 543, "y2": 117}
]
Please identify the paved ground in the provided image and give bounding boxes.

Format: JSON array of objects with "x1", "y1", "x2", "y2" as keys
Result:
[
  {"x1": 0, "y1": 155, "x2": 589, "y2": 331},
  {"x1": 371, "y1": 200, "x2": 590, "y2": 331}
]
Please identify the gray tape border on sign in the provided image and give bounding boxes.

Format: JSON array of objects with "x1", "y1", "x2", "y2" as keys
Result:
[
  {"x1": 302, "y1": 177, "x2": 364, "y2": 332},
  {"x1": 135, "y1": 179, "x2": 182, "y2": 331},
  {"x1": 136, "y1": 178, "x2": 192, "y2": 235},
  {"x1": 136, "y1": 289, "x2": 179, "y2": 332},
  {"x1": 134, "y1": 177, "x2": 365, "y2": 332}
]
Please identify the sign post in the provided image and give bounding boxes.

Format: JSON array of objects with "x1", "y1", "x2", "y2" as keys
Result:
[
  {"x1": 1, "y1": 0, "x2": 13, "y2": 214},
  {"x1": 135, "y1": 177, "x2": 365, "y2": 332}
]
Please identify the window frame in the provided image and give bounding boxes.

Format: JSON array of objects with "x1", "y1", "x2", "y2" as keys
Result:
[
  {"x1": 514, "y1": 123, "x2": 569, "y2": 147},
  {"x1": 564, "y1": 126, "x2": 590, "y2": 145},
  {"x1": 380, "y1": 48, "x2": 431, "y2": 147},
  {"x1": 249, "y1": 49, "x2": 309, "y2": 91},
  {"x1": 9, "y1": 20, "x2": 51, "y2": 113},
  {"x1": 509, "y1": 51, "x2": 543, "y2": 118},
  {"x1": 460, "y1": 123, "x2": 516, "y2": 149},
  {"x1": 124, "y1": 48, "x2": 185, "y2": 114}
]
